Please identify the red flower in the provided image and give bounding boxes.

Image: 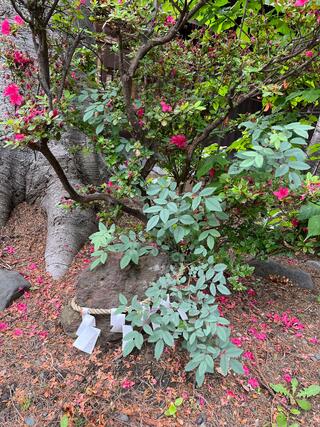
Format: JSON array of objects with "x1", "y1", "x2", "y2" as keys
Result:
[
  {"x1": 291, "y1": 218, "x2": 299, "y2": 227},
  {"x1": 209, "y1": 168, "x2": 215, "y2": 177},
  {"x1": 136, "y1": 107, "x2": 144, "y2": 118},
  {"x1": 1, "y1": 19, "x2": 11, "y2": 35},
  {"x1": 273, "y1": 187, "x2": 289, "y2": 200},
  {"x1": 305, "y1": 50, "x2": 313, "y2": 58},
  {"x1": 160, "y1": 101, "x2": 172, "y2": 113},
  {"x1": 170, "y1": 134, "x2": 187, "y2": 149}
]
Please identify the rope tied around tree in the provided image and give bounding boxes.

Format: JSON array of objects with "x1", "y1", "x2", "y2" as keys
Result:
[{"x1": 70, "y1": 297, "x2": 151, "y2": 316}]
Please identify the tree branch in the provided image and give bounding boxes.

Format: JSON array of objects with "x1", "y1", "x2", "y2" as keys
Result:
[{"x1": 35, "y1": 141, "x2": 146, "y2": 222}]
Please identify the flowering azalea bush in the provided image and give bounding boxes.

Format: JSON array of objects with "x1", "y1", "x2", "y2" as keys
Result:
[{"x1": 1, "y1": 0, "x2": 320, "y2": 386}]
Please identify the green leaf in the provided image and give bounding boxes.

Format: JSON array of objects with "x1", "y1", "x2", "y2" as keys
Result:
[
  {"x1": 296, "y1": 399, "x2": 311, "y2": 411},
  {"x1": 180, "y1": 215, "x2": 195, "y2": 225},
  {"x1": 290, "y1": 408, "x2": 300, "y2": 415},
  {"x1": 275, "y1": 164, "x2": 289, "y2": 177},
  {"x1": 192, "y1": 196, "x2": 201, "y2": 211},
  {"x1": 217, "y1": 284, "x2": 231, "y2": 295},
  {"x1": 270, "y1": 384, "x2": 290, "y2": 397},
  {"x1": 205, "y1": 197, "x2": 222, "y2": 212},
  {"x1": 288, "y1": 161, "x2": 310, "y2": 171},
  {"x1": 173, "y1": 226, "x2": 185, "y2": 243},
  {"x1": 254, "y1": 154, "x2": 264, "y2": 168},
  {"x1": 60, "y1": 414, "x2": 69, "y2": 427},
  {"x1": 146, "y1": 215, "x2": 160, "y2": 231},
  {"x1": 175, "y1": 397, "x2": 183, "y2": 407},
  {"x1": 276, "y1": 412, "x2": 287, "y2": 427},
  {"x1": 120, "y1": 253, "x2": 131, "y2": 269},
  {"x1": 207, "y1": 235, "x2": 215, "y2": 250},
  {"x1": 154, "y1": 339, "x2": 164, "y2": 360},
  {"x1": 229, "y1": 359, "x2": 244, "y2": 374},
  {"x1": 220, "y1": 355, "x2": 229, "y2": 376},
  {"x1": 307, "y1": 215, "x2": 320, "y2": 238},
  {"x1": 165, "y1": 403, "x2": 177, "y2": 417},
  {"x1": 123, "y1": 340, "x2": 135, "y2": 357},
  {"x1": 297, "y1": 384, "x2": 320, "y2": 398},
  {"x1": 119, "y1": 293, "x2": 128, "y2": 305},
  {"x1": 299, "y1": 203, "x2": 320, "y2": 220},
  {"x1": 160, "y1": 209, "x2": 170, "y2": 223}
]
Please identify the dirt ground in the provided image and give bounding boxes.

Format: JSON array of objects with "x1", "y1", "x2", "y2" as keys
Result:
[{"x1": 0, "y1": 203, "x2": 319, "y2": 427}]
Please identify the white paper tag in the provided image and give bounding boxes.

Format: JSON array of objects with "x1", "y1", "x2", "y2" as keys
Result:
[
  {"x1": 76, "y1": 312, "x2": 96, "y2": 336},
  {"x1": 110, "y1": 309, "x2": 126, "y2": 333},
  {"x1": 122, "y1": 324, "x2": 133, "y2": 352},
  {"x1": 73, "y1": 325, "x2": 101, "y2": 354}
]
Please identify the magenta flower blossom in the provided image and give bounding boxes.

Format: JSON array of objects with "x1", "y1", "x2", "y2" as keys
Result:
[
  {"x1": 121, "y1": 379, "x2": 135, "y2": 389},
  {"x1": 15, "y1": 134, "x2": 25, "y2": 141},
  {"x1": 294, "y1": 0, "x2": 309, "y2": 6},
  {"x1": 14, "y1": 15, "x2": 24, "y2": 25},
  {"x1": 283, "y1": 373, "x2": 292, "y2": 383},
  {"x1": 248, "y1": 377, "x2": 260, "y2": 389},
  {"x1": 170, "y1": 134, "x2": 187, "y2": 149},
  {"x1": 164, "y1": 16, "x2": 176, "y2": 26},
  {"x1": 273, "y1": 187, "x2": 289, "y2": 200},
  {"x1": 3, "y1": 83, "x2": 24, "y2": 106},
  {"x1": 0, "y1": 322, "x2": 8, "y2": 331},
  {"x1": 1, "y1": 19, "x2": 11, "y2": 35},
  {"x1": 305, "y1": 50, "x2": 313, "y2": 57},
  {"x1": 160, "y1": 101, "x2": 172, "y2": 113}
]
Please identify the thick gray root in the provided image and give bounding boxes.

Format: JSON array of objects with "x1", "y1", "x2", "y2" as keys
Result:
[{"x1": 0, "y1": 143, "x2": 107, "y2": 279}]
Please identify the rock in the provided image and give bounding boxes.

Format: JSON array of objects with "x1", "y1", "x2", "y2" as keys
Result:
[
  {"x1": 60, "y1": 253, "x2": 170, "y2": 344},
  {"x1": 249, "y1": 259, "x2": 314, "y2": 290},
  {"x1": 306, "y1": 260, "x2": 320, "y2": 272},
  {"x1": 0, "y1": 269, "x2": 31, "y2": 310}
]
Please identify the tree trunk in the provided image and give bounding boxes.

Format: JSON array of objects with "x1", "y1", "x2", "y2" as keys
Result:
[{"x1": 0, "y1": 139, "x2": 108, "y2": 279}]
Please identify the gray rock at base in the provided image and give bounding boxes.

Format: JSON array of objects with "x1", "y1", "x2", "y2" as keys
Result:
[
  {"x1": 0, "y1": 269, "x2": 31, "y2": 310},
  {"x1": 306, "y1": 260, "x2": 320, "y2": 272},
  {"x1": 249, "y1": 259, "x2": 314, "y2": 290},
  {"x1": 60, "y1": 253, "x2": 170, "y2": 345}
]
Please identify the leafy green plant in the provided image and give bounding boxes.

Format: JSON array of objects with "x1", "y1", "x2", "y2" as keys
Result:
[
  {"x1": 164, "y1": 397, "x2": 183, "y2": 417},
  {"x1": 270, "y1": 379, "x2": 320, "y2": 427},
  {"x1": 229, "y1": 119, "x2": 313, "y2": 189},
  {"x1": 90, "y1": 223, "x2": 158, "y2": 270},
  {"x1": 117, "y1": 261, "x2": 243, "y2": 387}
]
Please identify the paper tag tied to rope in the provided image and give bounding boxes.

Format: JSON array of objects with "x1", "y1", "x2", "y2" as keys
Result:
[{"x1": 73, "y1": 308, "x2": 101, "y2": 354}]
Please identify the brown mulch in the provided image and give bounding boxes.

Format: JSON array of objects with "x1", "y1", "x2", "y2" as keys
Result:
[{"x1": 0, "y1": 203, "x2": 319, "y2": 427}]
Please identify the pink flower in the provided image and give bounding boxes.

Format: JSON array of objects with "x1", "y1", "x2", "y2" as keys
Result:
[
  {"x1": 3, "y1": 83, "x2": 24, "y2": 106},
  {"x1": 309, "y1": 337, "x2": 318, "y2": 344},
  {"x1": 291, "y1": 218, "x2": 299, "y2": 227},
  {"x1": 16, "y1": 302, "x2": 27, "y2": 313},
  {"x1": 36, "y1": 276, "x2": 44, "y2": 285},
  {"x1": 14, "y1": 15, "x2": 24, "y2": 25},
  {"x1": 13, "y1": 328, "x2": 23, "y2": 336},
  {"x1": 230, "y1": 337, "x2": 242, "y2": 347},
  {"x1": 164, "y1": 16, "x2": 176, "y2": 26},
  {"x1": 273, "y1": 187, "x2": 289, "y2": 200},
  {"x1": 0, "y1": 322, "x2": 8, "y2": 331},
  {"x1": 243, "y1": 365, "x2": 250, "y2": 375},
  {"x1": 4, "y1": 245, "x2": 15, "y2": 254},
  {"x1": 247, "y1": 289, "x2": 256, "y2": 297},
  {"x1": 170, "y1": 134, "x2": 187, "y2": 149},
  {"x1": 247, "y1": 377, "x2": 259, "y2": 389},
  {"x1": 121, "y1": 379, "x2": 135, "y2": 389},
  {"x1": 15, "y1": 134, "x2": 25, "y2": 141},
  {"x1": 160, "y1": 101, "x2": 172, "y2": 113},
  {"x1": 226, "y1": 390, "x2": 237, "y2": 398},
  {"x1": 294, "y1": 0, "x2": 309, "y2": 6},
  {"x1": 283, "y1": 373, "x2": 292, "y2": 383},
  {"x1": 28, "y1": 262, "x2": 38, "y2": 271},
  {"x1": 243, "y1": 351, "x2": 255, "y2": 361},
  {"x1": 1, "y1": 19, "x2": 11, "y2": 35},
  {"x1": 305, "y1": 50, "x2": 313, "y2": 58}
]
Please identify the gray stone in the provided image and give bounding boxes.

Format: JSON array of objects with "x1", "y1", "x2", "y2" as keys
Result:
[
  {"x1": 60, "y1": 253, "x2": 170, "y2": 344},
  {"x1": 0, "y1": 269, "x2": 31, "y2": 310},
  {"x1": 249, "y1": 259, "x2": 314, "y2": 290},
  {"x1": 306, "y1": 260, "x2": 320, "y2": 272}
]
